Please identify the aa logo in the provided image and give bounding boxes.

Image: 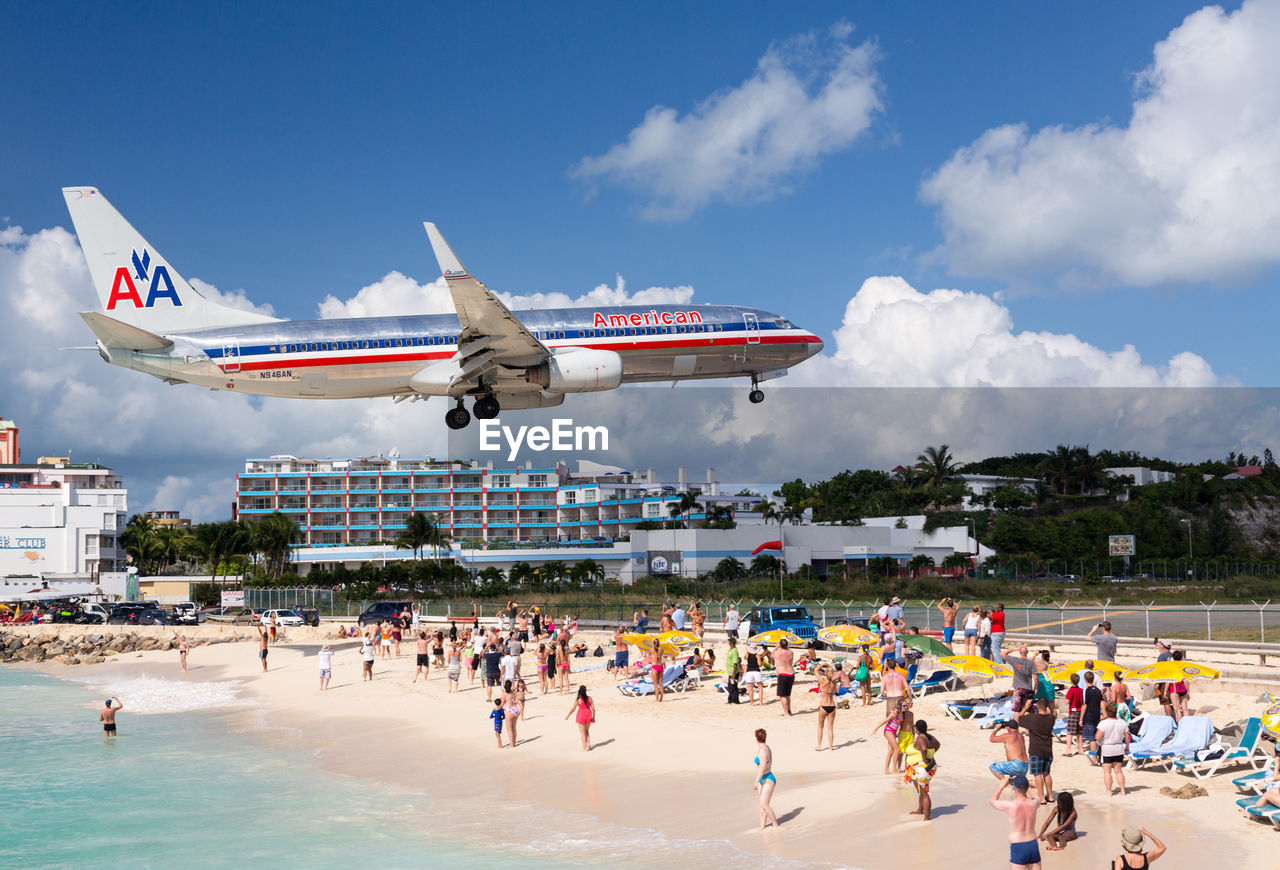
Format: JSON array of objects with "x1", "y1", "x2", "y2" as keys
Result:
[{"x1": 106, "y1": 248, "x2": 182, "y2": 310}]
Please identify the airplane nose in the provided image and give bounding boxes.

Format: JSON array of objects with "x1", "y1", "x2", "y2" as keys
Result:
[{"x1": 806, "y1": 333, "x2": 824, "y2": 356}]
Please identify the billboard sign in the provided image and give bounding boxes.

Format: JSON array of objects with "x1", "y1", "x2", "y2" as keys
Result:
[
  {"x1": 220, "y1": 589, "x2": 245, "y2": 607},
  {"x1": 1108, "y1": 535, "x2": 1136, "y2": 557}
]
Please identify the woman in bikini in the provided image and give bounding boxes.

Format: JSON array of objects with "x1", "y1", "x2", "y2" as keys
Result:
[
  {"x1": 815, "y1": 663, "x2": 838, "y2": 751},
  {"x1": 557, "y1": 638, "x2": 571, "y2": 695},
  {"x1": 536, "y1": 643, "x2": 550, "y2": 695},
  {"x1": 565, "y1": 685, "x2": 596, "y2": 751},
  {"x1": 446, "y1": 643, "x2": 462, "y2": 693},
  {"x1": 502, "y1": 679, "x2": 522, "y2": 748},
  {"x1": 1038, "y1": 790, "x2": 1078, "y2": 850},
  {"x1": 753, "y1": 728, "x2": 780, "y2": 830},
  {"x1": 649, "y1": 641, "x2": 665, "y2": 702},
  {"x1": 432, "y1": 631, "x2": 445, "y2": 669}
]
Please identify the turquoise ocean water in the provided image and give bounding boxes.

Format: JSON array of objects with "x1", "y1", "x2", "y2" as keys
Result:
[{"x1": 0, "y1": 667, "x2": 844, "y2": 870}]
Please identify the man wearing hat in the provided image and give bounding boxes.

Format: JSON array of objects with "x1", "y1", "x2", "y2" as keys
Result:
[
  {"x1": 886, "y1": 596, "x2": 906, "y2": 632},
  {"x1": 1113, "y1": 827, "x2": 1167, "y2": 867},
  {"x1": 988, "y1": 774, "x2": 1041, "y2": 869}
]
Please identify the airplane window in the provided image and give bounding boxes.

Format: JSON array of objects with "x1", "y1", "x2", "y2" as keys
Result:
[
  {"x1": 396, "y1": 339, "x2": 404, "y2": 347},
  {"x1": 715, "y1": 324, "x2": 723, "y2": 331},
  {"x1": 559, "y1": 331, "x2": 565, "y2": 339},
  {"x1": 360, "y1": 340, "x2": 368, "y2": 349},
  {"x1": 289, "y1": 344, "x2": 297, "y2": 353}
]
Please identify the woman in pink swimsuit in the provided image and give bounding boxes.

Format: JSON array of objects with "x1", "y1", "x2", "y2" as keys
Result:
[
  {"x1": 649, "y1": 642, "x2": 665, "y2": 703},
  {"x1": 565, "y1": 685, "x2": 596, "y2": 751},
  {"x1": 557, "y1": 638, "x2": 571, "y2": 694},
  {"x1": 536, "y1": 644, "x2": 549, "y2": 695}
]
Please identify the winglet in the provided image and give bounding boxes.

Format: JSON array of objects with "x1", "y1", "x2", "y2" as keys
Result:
[{"x1": 423, "y1": 222, "x2": 471, "y2": 281}]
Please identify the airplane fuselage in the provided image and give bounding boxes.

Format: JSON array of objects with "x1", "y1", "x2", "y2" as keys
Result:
[{"x1": 109, "y1": 303, "x2": 823, "y2": 399}]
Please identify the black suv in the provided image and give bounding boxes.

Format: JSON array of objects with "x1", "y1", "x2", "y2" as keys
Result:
[{"x1": 357, "y1": 601, "x2": 411, "y2": 627}]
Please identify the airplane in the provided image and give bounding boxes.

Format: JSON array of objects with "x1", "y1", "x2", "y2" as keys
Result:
[{"x1": 62, "y1": 187, "x2": 823, "y2": 429}]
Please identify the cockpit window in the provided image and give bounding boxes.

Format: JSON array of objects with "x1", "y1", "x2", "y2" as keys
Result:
[{"x1": 775, "y1": 318, "x2": 794, "y2": 329}]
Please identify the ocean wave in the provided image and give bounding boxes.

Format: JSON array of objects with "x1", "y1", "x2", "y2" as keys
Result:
[{"x1": 70, "y1": 673, "x2": 252, "y2": 714}]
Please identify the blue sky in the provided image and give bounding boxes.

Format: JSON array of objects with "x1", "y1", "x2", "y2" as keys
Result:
[
  {"x1": 4, "y1": 1, "x2": 1269, "y2": 375},
  {"x1": 2, "y1": 1, "x2": 1279, "y2": 517}
]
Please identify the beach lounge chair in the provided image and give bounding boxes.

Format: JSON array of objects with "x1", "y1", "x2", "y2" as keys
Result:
[
  {"x1": 909, "y1": 669, "x2": 958, "y2": 696},
  {"x1": 943, "y1": 691, "x2": 1011, "y2": 719},
  {"x1": 1130, "y1": 715, "x2": 1214, "y2": 771},
  {"x1": 1173, "y1": 717, "x2": 1269, "y2": 779},
  {"x1": 971, "y1": 698, "x2": 1016, "y2": 729},
  {"x1": 1233, "y1": 769, "x2": 1271, "y2": 794},
  {"x1": 617, "y1": 664, "x2": 688, "y2": 697},
  {"x1": 1119, "y1": 714, "x2": 1176, "y2": 767},
  {"x1": 1236, "y1": 796, "x2": 1280, "y2": 829}
]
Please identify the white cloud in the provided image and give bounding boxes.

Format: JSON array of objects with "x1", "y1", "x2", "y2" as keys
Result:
[
  {"x1": 317, "y1": 272, "x2": 693, "y2": 319},
  {"x1": 572, "y1": 21, "x2": 883, "y2": 220},
  {"x1": 189, "y1": 278, "x2": 277, "y2": 318},
  {"x1": 795, "y1": 276, "x2": 1219, "y2": 388},
  {"x1": 920, "y1": 0, "x2": 1280, "y2": 286}
]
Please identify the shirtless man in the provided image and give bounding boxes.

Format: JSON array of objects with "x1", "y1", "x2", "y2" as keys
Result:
[
  {"x1": 989, "y1": 775, "x2": 1042, "y2": 869},
  {"x1": 612, "y1": 625, "x2": 630, "y2": 680},
  {"x1": 412, "y1": 631, "x2": 431, "y2": 682},
  {"x1": 937, "y1": 598, "x2": 960, "y2": 650},
  {"x1": 988, "y1": 719, "x2": 1030, "y2": 781},
  {"x1": 100, "y1": 696, "x2": 123, "y2": 736},
  {"x1": 774, "y1": 640, "x2": 796, "y2": 716},
  {"x1": 256, "y1": 625, "x2": 269, "y2": 672},
  {"x1": 172, "y1": 632, "x2": 190, "y2": 673}
]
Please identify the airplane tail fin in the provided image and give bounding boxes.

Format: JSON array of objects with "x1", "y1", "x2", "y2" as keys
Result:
[{"x1": 62, "y1": 187, "x2": 280, "y2": 334}]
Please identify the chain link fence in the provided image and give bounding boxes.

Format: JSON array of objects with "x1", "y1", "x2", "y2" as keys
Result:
[{"x1": 242, "y1": 587, "x2": 1280, "y2": 641}]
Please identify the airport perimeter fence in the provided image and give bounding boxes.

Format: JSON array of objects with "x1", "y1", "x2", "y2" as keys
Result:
[{"x1": 243, "y1": 587, "x2": 1280, "y2": 641}]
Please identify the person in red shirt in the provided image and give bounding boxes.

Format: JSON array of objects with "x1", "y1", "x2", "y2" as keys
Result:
[
  {"x1": 990, "y1": 603, "x2": 1007, "y2": 664},
  {"x1": 1064, "y1": 672, "x2": 1085, "y2": 756}
]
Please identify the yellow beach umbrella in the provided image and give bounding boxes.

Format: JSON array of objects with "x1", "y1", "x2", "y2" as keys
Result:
[
  {"x1": 748, "y1": 629, "x2": 807, "y2": 646},
  {"x1": 1046, "y1": 660, "x2": 1128, "y2": 682},
  {"x1": 1123, "y1": 661, "x2": 1221, "y2": 683},
  {"x1": 658, "y1": 630, "x2": 700, "y2": 646},
  {"x1": 617, "y1": 633, "x2": 654, "y2": 648},
  {"x1": 818, "y1": 625, "x2": 879, "y2": 646},
  {"x1": 937, "y1": 655, "x2": 1013, "y2": 678}
]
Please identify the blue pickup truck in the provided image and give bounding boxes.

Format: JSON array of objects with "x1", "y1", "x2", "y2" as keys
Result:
[{"x1": 743, "y1": 605, "x2": 820, "y2": 643}]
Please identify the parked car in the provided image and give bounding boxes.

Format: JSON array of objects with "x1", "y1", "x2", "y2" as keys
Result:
[
  {"x1": 1030, "y1": 572, "x2": 1065, "y2": 583},
  {"x1": 171, "y1": 602, "x2": 208, "y2": 624},
  {"x1": 260, "y1": 609, "x2": 304, "y2": 628},
  {"x1": 356, "y1": 601, "x2": 411, "y2": 627},
  {"x1": 135, "y1": 607, "x2": 176, "y2": 626},
  {"x1": 107, "y1": 603, "x2": 157, "y2": 625},
  {"x1": 294, "y1": 608, "x2": 321, "y2": 627},
  {"x1": 80, "y1": 602, "x2": 111, "y2": 623},
  {"x1": 206, "y1": 606, "x2": 261, "y2": 625},
  {"x1": 742, "y1": 605, "x2": 821, "y2": 644}
]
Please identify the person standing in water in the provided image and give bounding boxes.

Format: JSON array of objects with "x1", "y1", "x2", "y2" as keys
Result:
[
  {"x1": 100, "y1": 696, "x2": 123, "y2": 737},
  {"x1": 566, "y1": 685, "x2": 596, "y2": 751},
  {"x1": 753, "y1": 728, "x2": 780, "y2": 830}
]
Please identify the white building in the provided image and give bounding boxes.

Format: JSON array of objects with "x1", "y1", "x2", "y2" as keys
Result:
[
  {"x1": 957, "y1": 474, "x2": 1039, "y2": 508},
  {"x1": 0, "y1": 460, "x2": 128, "y2": 581},
  {"x1": 1105, "y1": 467, "x2": 1177, "y2": 486}
]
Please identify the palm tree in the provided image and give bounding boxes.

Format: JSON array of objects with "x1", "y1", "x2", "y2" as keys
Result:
[
  {"x1": 915, "y1": 445, "x2": 958, "y2": 489},
  {"x1": 1040, "y1": 444, "x2": 1076, "y2": 495},
  {"x1": 508, "y1": 561, "x2": 535, "y2": 587},
  {"x1": 394, "y1": 512, "x2": 444, "y2": 560},
  {"x1": 908, "y1": 553, "x2": 935, "y2": 579},
  {"x1": 122, "y1": 514, "x2": 161, "y2": 574},
  {"x1": 570, "y1": 558, "x2": 605, "y2": 585},
  {"x1": 540, "y1": 560, "x2": 569, "y2": 585},
  {"x1": 703, "y1": 504, "x2": 735, "y2": 529},
  {"x1": 250, "y1": 512, "x2": 299, "y2": 580},
  {"x1": 667, "y1": 491, "x2": 703, "y2": 529}
]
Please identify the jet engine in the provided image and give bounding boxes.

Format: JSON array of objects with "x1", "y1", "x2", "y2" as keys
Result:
[{"x1": 526, "y1": 349, "x2": 622, "y2": 392}]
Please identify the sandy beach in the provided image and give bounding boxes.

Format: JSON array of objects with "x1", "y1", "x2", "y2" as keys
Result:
[{"x1": 19, "y1": 622, "x2": 1278, "y2": 868}]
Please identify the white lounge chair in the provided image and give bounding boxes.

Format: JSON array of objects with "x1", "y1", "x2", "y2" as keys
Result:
[{"x1": 1173, "y1": 717, "x2": 1269, "y2": 779}]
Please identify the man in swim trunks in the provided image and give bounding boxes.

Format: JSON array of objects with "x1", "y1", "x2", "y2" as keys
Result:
[
  {"x1": 774, "y1": 639, "x2": 795, "y2": 716},
  {"x1": 988, "y1": 774, "x2": 1042, "y2": 869},
  {"x1": 612, "y1": 625, "x2": 629, "y2": 678},
  {"x1": 938, "y1": 598, "x2": 960, "y2": 649},
  {"x1": 256, "y1": 625, "x2": 269, "y2": 672},
  {"x1": 100, "y1": 696, "x2": 123, "y2": 736},
  {"x1": 988, "y1": 718, "x2": 1030, "y2": 780}
]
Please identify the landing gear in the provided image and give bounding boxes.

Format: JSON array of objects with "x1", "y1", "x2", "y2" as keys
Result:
[
  {"x1": 749, "y1": 389, "x2": 765, "y2": 404},
  {"x1": 445, "y1": 400, "x2": 471, "y2": 430},
  {"x1": 474, "y1": 394, "x2": 500, "y2": 420}
]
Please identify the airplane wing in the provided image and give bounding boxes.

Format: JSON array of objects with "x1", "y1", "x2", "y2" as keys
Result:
[
  {"x1": 80, "y1": 311, "x2": 174, "y2": 351},
  {"x1": 423, "y1": 223, "x2": 549, "y2": 387}
]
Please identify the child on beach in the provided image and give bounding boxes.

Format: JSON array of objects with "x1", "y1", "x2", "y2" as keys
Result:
[
  {"x1": 490, "y1": 699, "x2": 506, "y2": 748},
  {"x1": 872, "y1": 699, "x2": 909, "y2": 775},
  {"x1": 1038, "y1": 791, "x2": 1078, "y2": 851},
  {"x1": 1064, "y1": 673, "x2": 1084, "y2": 756},
  {"x1": 516, "y1": 679, "x2": 528, "y2": 720}
]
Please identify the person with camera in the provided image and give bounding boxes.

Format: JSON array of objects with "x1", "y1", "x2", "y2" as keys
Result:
[{"x1": 1085, "y1": 620, "x2": 1119, "y2": 662}]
